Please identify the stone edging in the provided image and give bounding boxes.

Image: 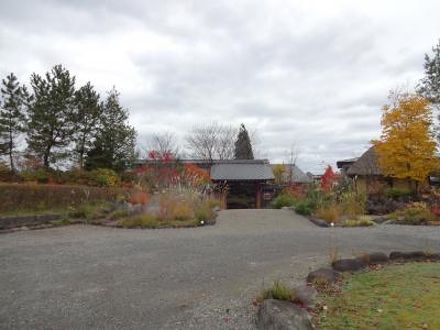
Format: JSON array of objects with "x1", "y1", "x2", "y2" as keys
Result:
[
  {"x1": 256, "y1": 250, "x2": 440, "y2": 329},
  {"x1": 306, "y1": 214, "x2": 440, "y2": 228},
  {"x1": 307, "y1": 216, "x2": 330, "y2": 227},
  {"x1": 0, "y1": 214, "x2": 62, "y2": 231}
]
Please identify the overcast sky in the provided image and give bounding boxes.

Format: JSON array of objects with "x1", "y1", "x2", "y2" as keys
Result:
[{"x1": 1, "y1": 0, "x2": 439, "y2": 172}]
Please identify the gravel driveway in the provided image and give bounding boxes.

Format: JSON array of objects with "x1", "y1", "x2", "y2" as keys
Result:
[{"x1": 1, "y1": 209, "x2": 439, "y2": 329}]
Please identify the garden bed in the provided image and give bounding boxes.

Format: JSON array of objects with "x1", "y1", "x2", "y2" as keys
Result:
[
  {"x1": 314, "y1": 262, "x2": 440, "y2": 329},
  {"x1": 273, "y1": 181, "x2": 440, "y2": 228},
  {"x1": 0, "y1": 211, "x2": 217, "y2": 232},
  {"x1": 0, "y1": 198, "x2": 220, "y2": 232},
  {"x1": 272, "y1": 184, "x2": 376, "y2": 227},
  {"x1": 0, "y1": 170, "x2": 222, "y2": 232}
]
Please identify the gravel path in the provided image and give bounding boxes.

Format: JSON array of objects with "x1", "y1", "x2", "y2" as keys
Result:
[{"x1": 0, "y1": 209, "x2": 439, "y2": 329}]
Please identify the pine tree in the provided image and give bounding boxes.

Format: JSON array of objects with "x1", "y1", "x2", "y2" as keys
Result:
[
  {"x1": 0, "y1": 73, "x2": 29, "y2": 171},
  {"x1": 0, "y1": 99, "x2": 5, "y2": 156},
  {"x1": 85, "y1": 88, "x2": 136, "y2": 171},
  {"x1": 27, "y1": 65, "x2": 76, "y2": 168},
  {"x1": 234, "y1": 123, "x2": 254, "y2": 159},
  {"x1": 418, "y1": 39, "x2": 440, "y2": 109},
  {"x1": 73, "y1": 82, "x2": 101, "y2": 169}
]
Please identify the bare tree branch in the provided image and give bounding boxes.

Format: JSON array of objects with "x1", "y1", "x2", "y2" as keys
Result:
[
  {"x1": 186, "y1": 122, "x2": 237, "y2": 161},
  {"x1": 148, "y1": 131, "x2": 180, "y2": 157}
]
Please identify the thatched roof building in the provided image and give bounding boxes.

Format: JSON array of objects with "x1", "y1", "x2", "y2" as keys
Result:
[{"x1": 346, "y1": 147, "x2": 382, "y2": 176}]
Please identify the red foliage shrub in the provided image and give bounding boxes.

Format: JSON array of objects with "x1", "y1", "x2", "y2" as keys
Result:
[
  {"x1": 320, "y1": 165, "x2": 336, "y2": 191},
  {"x1": 135, "y1": 151, "x2": 211, "y2": 191},
  {"x1": 128, "y1": 191, "x2": 149, "y2": 205},
  {"x1": 431, "y1": 204, "x2": 440, "y2": 217}
]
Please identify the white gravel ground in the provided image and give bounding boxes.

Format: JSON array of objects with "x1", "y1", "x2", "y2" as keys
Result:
[{"x1": 1, "y1": 209, "x2": 439, "y2": 329}]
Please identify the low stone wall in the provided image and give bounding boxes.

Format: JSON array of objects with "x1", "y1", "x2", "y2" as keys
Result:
[{"x1": 0, "y1": 214, "x2": 62, "y2": 230}]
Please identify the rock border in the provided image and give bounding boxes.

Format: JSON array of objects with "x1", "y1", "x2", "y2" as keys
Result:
[
  {"x1": 256, "y1": 250, "x2": 440, "y2": 330},
  {"x1": 96, "y1": 217, "x2": 217, "y2": 230},
  {"x1": 0, "y1": 214, "x2": 63, "y2": 231},
  {"x1": 303, "y1": 213, "x2": 440, "y2": 228},
  {"x1": 305, "y1": 215, "x2": 380, "y2": 228},
  {"x1": 307, "y1": 216, "x2": 330, "y2": 227}
]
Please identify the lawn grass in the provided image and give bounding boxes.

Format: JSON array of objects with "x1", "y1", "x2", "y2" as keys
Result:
[{"x1": 316, "y1": 262, "x2": 440, "y2": 329}]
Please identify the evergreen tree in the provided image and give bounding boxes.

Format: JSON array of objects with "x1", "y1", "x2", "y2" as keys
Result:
[
  {"x1": 27, "y1": 65, "x2": 76, "y2": 168},
  {"x1": 234, "y1": 123, "x2": 254, "y2": 159},
  {"x1": 85, "y1": 88, "x2": 136, "y2": 171},
  {"x1": 418, "y1": 39, "x2": 440, "y2": 110},
  {"x1": 0, "y1": 73, "x2": 29, "y2": 171},
  {"x1": 0, "y1": 99, "x2": 5, "y2": 156},
  {"x1": 73, "y1": 82, "x2": 101, "y2": 169}
]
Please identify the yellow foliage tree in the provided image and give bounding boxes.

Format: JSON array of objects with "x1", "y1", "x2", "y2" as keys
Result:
[
  {"x1": 372, "y1": 93, "x2": 438, "y2": 182},
  {"x1": 273, "y1": 164, "x2": 286, "y2": 184}
]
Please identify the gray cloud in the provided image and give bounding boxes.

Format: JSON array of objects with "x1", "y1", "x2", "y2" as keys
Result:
[{"x1": 1, "y1": 0, "x2": 439, "y2": 172}]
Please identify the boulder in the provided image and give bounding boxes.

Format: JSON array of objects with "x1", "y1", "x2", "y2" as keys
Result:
[
  {"x1": 257, "y1": 299, "x2": 313, "y2": 330},
  {"x1": 332, "y1": 258, "x2": 367, "y2": 272},
  {"x1": 389, "y1": 251, "x2": 429, "y2": 262},
  {"x1": 306, "y1": 268, "x2": 340, "y2": 285},
  {"x1": 294, "y1": 285, "x2": 318, "y2": 308},
  {"x1": 361, "y1": 252, "x2": 389, "y2": 265}
]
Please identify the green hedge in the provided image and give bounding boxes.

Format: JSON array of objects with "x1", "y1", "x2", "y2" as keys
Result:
[{"x1": 271, "y1": 194, "x2": 296, "y2": 209}]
